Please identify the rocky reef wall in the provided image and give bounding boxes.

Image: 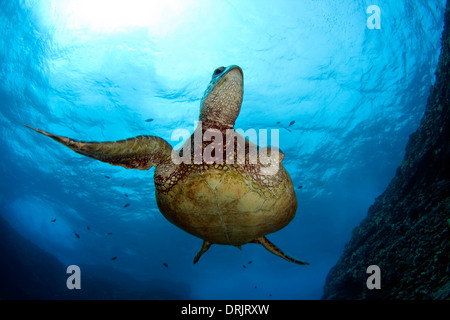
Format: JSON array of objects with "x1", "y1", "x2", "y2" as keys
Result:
[{"x1": 322, "y1": 1, "x2": 449, "y2": 300}]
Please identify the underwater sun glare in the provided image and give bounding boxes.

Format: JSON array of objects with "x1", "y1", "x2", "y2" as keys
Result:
[{"x1": 47, "y1": 0, "x2": 197, "y2": 34}]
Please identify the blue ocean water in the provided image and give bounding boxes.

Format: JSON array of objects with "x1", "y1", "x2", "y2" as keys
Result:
[{"x1": 0, "y1": 0, "x2": 446, "y2": 299}]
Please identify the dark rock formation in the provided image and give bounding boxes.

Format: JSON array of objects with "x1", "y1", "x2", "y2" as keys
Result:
[
  {"x1": 322, "y1": 2, "x2": 450, "y2": 300},
  {"x1": 0, "y1": 217, "x2": 190, "y2": 299}
]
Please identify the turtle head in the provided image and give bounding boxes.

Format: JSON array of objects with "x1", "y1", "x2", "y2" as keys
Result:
[{"x1": 199, "y1": 65, "x2": 243, "y2": 128}]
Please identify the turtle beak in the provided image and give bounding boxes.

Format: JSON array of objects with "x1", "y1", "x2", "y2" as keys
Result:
[
  {"x1": 208, "y1": 65, "x2": 243, "y2": 87},
  {"x1": 225, "y1": 65, "x2": 243, "y2": 78}
]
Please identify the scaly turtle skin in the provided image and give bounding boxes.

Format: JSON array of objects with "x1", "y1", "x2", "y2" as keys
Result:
[{"x1": 25, "y1": 65, "x2": 308, "y2": 265}]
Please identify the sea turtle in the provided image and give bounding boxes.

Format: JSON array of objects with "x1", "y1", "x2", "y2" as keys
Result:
[{"x1": 25, "y1": 65, "x2": 308, "y2": 265}]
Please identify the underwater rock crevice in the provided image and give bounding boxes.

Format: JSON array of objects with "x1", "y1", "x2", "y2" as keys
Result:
[{"x1": 322, "y1": 1, "x2": 450, "y2": 300}]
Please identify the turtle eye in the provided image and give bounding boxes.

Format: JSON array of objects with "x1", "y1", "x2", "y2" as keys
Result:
[{"x1": 212, "y1": 66, "x2": 226, "y2": 78}]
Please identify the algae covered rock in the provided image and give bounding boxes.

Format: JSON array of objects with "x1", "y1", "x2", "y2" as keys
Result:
[{"x1": 322, "y1": 1, "x2": 450, "y2": 300}]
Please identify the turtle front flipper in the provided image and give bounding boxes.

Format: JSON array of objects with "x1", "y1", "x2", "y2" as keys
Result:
[
  {"x1": 24, "y1": 125, "x2": 173, "y2": 170},
  {"x1": 252, "y1": 236, "x2": 309, "y2": 265}
]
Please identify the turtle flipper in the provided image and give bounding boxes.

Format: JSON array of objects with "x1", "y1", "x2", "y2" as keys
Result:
[
  {"x1": 252, "y1": 236, "x2": 309, "y2": 265},
  {"x1": 24, "y1": 125, "x2": 173, "y2": 170},
  {"x1": 193, "y1": 240, "x2": 212, "y2": 264}
]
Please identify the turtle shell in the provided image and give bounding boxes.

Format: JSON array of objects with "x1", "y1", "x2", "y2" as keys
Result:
[{"x1": 155, "y1": 164, "x2": 297, "y2": 245}]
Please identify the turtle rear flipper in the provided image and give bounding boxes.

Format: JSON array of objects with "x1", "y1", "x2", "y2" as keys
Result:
[
  {"x1": 193, "y1": 240, "x2": 212, "y2": 264},
  {"x1": 252, "y1": 236, "x2": 309, "y2": 265},
  {"x1": 24, "y1": 125, "x2": 173, "y2": 170}
]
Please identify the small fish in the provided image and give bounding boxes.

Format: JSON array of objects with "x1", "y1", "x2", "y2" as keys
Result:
[
  {"x1": 51, "y1": 219, "x2": 56, "y2": 222},
  {"x1": 124, "y1": 194, "x2": 128, "y2": 198},
  {"x1": 105, "y1": 232, "x2": 113, "y2": 236},
  {"x1": 242, "y1": 265, "x2": 246, "y2": 268},
  {"x1": 111, "y1": 256, "x2": 117, "y2": 261},
  {"x1": 73, "y1": 232, "x2": 80, "y2": 239},
  {"x1": 254, "y1": 286, "x2": 257, "y2": 289},
  {"x1": 124, "y1": 203, "x2": 130, "y2": 208},
  {"x1": 86, "y1": 226, "x2": 90, "y2": 230},
  {"x1": 145, "y1": 118, "x2": 154, "y2": 122},
  {"x1": 248, "y1": 261, "x2": 252, "y2": 264},
  {"x1": 289, "y1": 120, "x2": 295, "y2": 127},
  {"x1": 121, "y1": 183, "x2": 126, "y2": 187},
  {"x1": 104, "y1": 175, "x2": 111, "y2": 179},
  {"x1": 269, "y1": 294, "x2": 272, "y2": 297},
  {"x1": 297, "y1": 185, "x2": 303, "y2": 190},
  {"x1": 163, "y1": 262, "x2": 168, "y2": 268},
  {"x1": 276, "y1": 121, "x2": 280, "y2": 125}
]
